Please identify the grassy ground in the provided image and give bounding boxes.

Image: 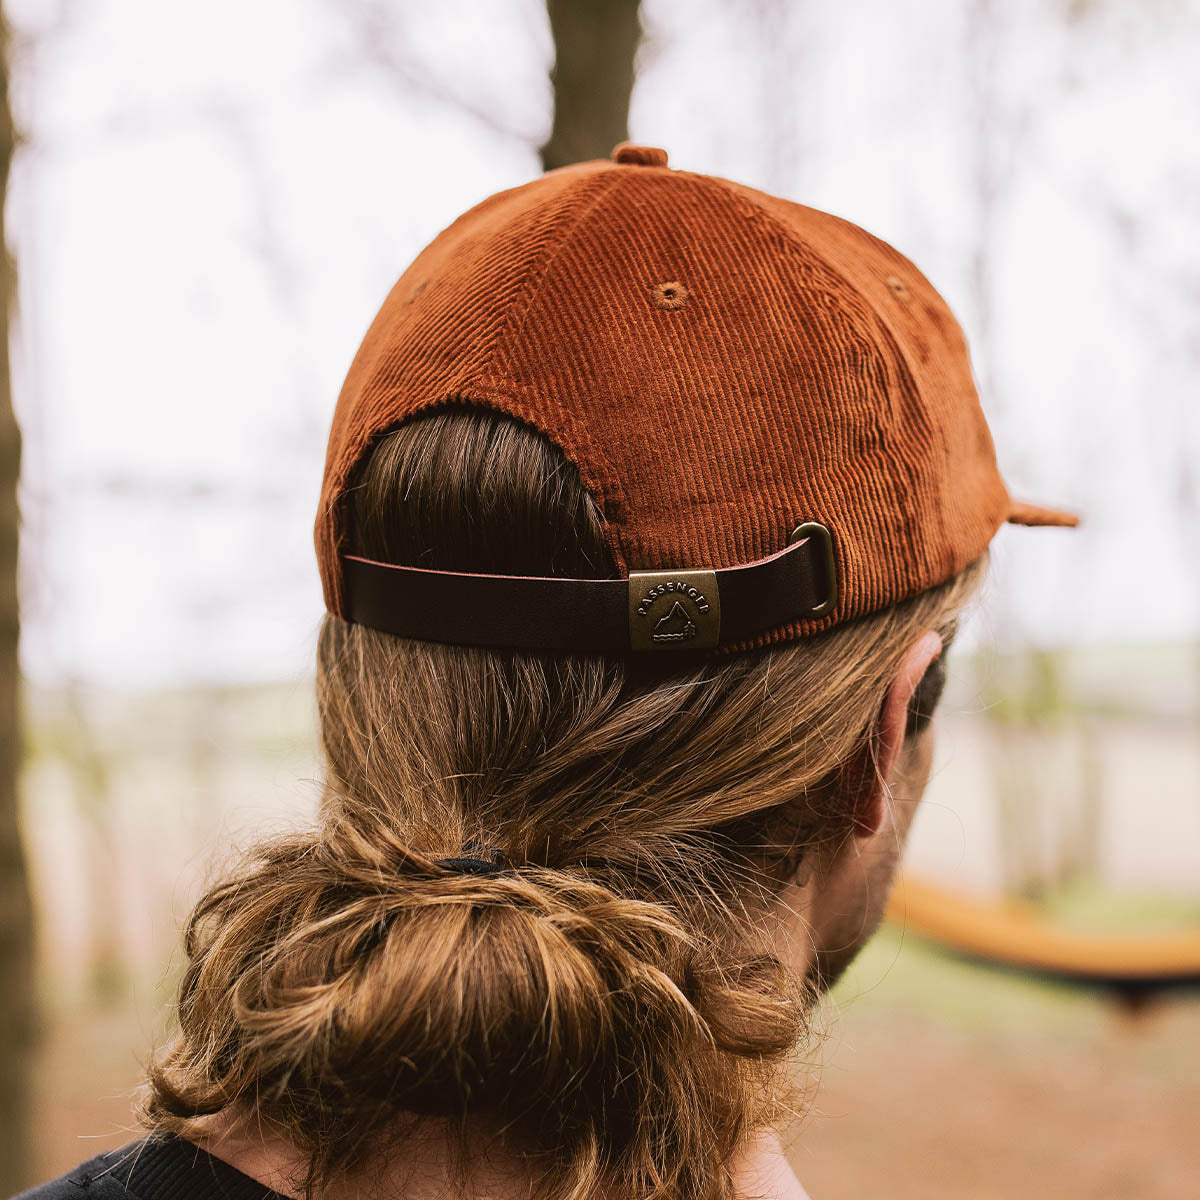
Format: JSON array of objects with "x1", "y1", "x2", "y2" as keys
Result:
[{"x1": 792, "y1": 926, "x2": 1200, "y2": 1199}]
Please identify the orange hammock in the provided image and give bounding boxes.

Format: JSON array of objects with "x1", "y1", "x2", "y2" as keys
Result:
[{"x1": 885, "y1": 874, "x2": 1200, "y2": 1003}]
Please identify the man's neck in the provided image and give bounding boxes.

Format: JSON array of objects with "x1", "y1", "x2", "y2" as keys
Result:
[
  {"x1": 731, "y1": 1128, "x2": 813, "y2": 1200},
  {"x1": 185, "y1": 1111, "x2": 812, "y2": 1200}
]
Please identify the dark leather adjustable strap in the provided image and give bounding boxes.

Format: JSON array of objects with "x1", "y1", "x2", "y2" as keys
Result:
[{"x1": 342, "y1": 523, "x2": 838, "y2": 655}]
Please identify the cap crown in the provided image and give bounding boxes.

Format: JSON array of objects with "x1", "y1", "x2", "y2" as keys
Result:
[{"x1": 316, "y1": 148, "x2": 1015, "y2": 650}]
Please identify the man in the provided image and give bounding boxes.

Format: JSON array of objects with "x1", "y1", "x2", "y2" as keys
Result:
[{"x1": 16, "y1": 143, "x2": 1076, "y2": 1200}]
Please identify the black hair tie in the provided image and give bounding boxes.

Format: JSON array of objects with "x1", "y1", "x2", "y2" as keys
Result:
[{"x1": 434, "y1": 840, "x2": 511, "y2": 876}]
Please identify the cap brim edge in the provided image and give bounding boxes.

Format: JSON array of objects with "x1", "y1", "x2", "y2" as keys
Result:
[{"x1": 1006, "y1": 498, "x2": 1082, "y2": 528}]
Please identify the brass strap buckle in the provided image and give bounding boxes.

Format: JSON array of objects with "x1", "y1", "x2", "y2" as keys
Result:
[
  {"x1": 788, "y1": 521, "x2": 838, "y2": 618},
  {"x1": 625, "y1": 520, "x2": 837, "y2": 653}
]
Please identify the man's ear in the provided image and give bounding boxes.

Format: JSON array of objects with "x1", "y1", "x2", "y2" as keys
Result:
[{"x1": 843, "y1": 630, "x2": 945, "y2": 837}]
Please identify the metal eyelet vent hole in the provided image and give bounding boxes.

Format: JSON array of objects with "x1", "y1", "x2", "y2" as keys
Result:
[
  {"x1": 885, "y1": 275, "x2": 912, "y2": 303},
  {"x1": 652, "y1": 281, "x2": 689, "y2": 311}
]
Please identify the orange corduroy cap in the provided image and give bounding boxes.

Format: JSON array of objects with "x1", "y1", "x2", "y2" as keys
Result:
[{"x1": 315, "y1": 142, "x2": 1080, "y2": 657}]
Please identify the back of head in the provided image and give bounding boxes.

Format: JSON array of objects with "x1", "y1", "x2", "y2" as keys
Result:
[{"x1": 139, "y1": 407, "x2": 989, "y2": 1200}]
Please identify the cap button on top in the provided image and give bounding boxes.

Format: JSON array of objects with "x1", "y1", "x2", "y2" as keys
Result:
[{"x1": 611, "y1": 142, "x2": 669, "y2": 168}]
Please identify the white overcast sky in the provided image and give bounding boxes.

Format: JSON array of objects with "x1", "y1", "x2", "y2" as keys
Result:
[{"x1": 6, "y1": 0, "x2": 1200, "y2": 690}]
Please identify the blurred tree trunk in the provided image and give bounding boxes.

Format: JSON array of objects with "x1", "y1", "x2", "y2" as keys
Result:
[
  {"x1": 540, "y1": 0, "x2": 642, "y2": 171},
  {"x1": 0, "y1": 5, "x2": 33, "y2": 1192},
  {"x1": 62, "y1": 683, "x2": 126, "y2": 1007}
]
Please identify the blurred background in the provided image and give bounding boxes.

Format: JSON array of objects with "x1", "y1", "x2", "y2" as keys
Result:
[{"x1": 0, "y1": 1, "x2": 1197, "y2": 1197}]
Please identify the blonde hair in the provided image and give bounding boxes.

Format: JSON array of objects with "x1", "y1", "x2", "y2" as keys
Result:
[{"x1": 139, "y1": 407, "x2": 989, "y2": 1200}]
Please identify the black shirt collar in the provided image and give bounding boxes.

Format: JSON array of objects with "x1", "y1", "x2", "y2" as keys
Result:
[{"x1": 79, "y1": 1133, "x2": 291, "y2": 1200}]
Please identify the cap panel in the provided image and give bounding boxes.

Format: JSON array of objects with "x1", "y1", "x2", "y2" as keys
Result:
[
  {"x1": 315, "y1": 161, "x2": 619, "y2": 616},
  {"x1": 491, "y1": 166, "x2": 962, "y2": 631},
  {"x1": 734, "y1": 185, "x2": 1014, "y2": 582}
]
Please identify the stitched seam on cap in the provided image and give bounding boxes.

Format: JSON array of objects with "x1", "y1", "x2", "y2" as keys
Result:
[
  {"x1": 472, "y1": 169, "x2": 628, "y2": 384},
  {"x1": 702, "y1": 173, "x2": 928, "y2": 416},
  {"x1": 471, "y1": 373, "x2": 635, "y2": 508},
  {"x1": 466, "y1": 169, "x2": 634, "y2": 574},
  {"x1": 351, "y1": 386, "x2": 633, "y2": 579},
  {"x1": 452, "y1": 374, "x2": 636, "y2": 578},
  {"x1": 702, "y1": 172, "x2": 945, "y2": 553}
]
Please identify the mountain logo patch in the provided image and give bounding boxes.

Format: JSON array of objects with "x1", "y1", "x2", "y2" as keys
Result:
[{"x1": 626, "y1": 568, "x2": 720, "y2": 652}]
